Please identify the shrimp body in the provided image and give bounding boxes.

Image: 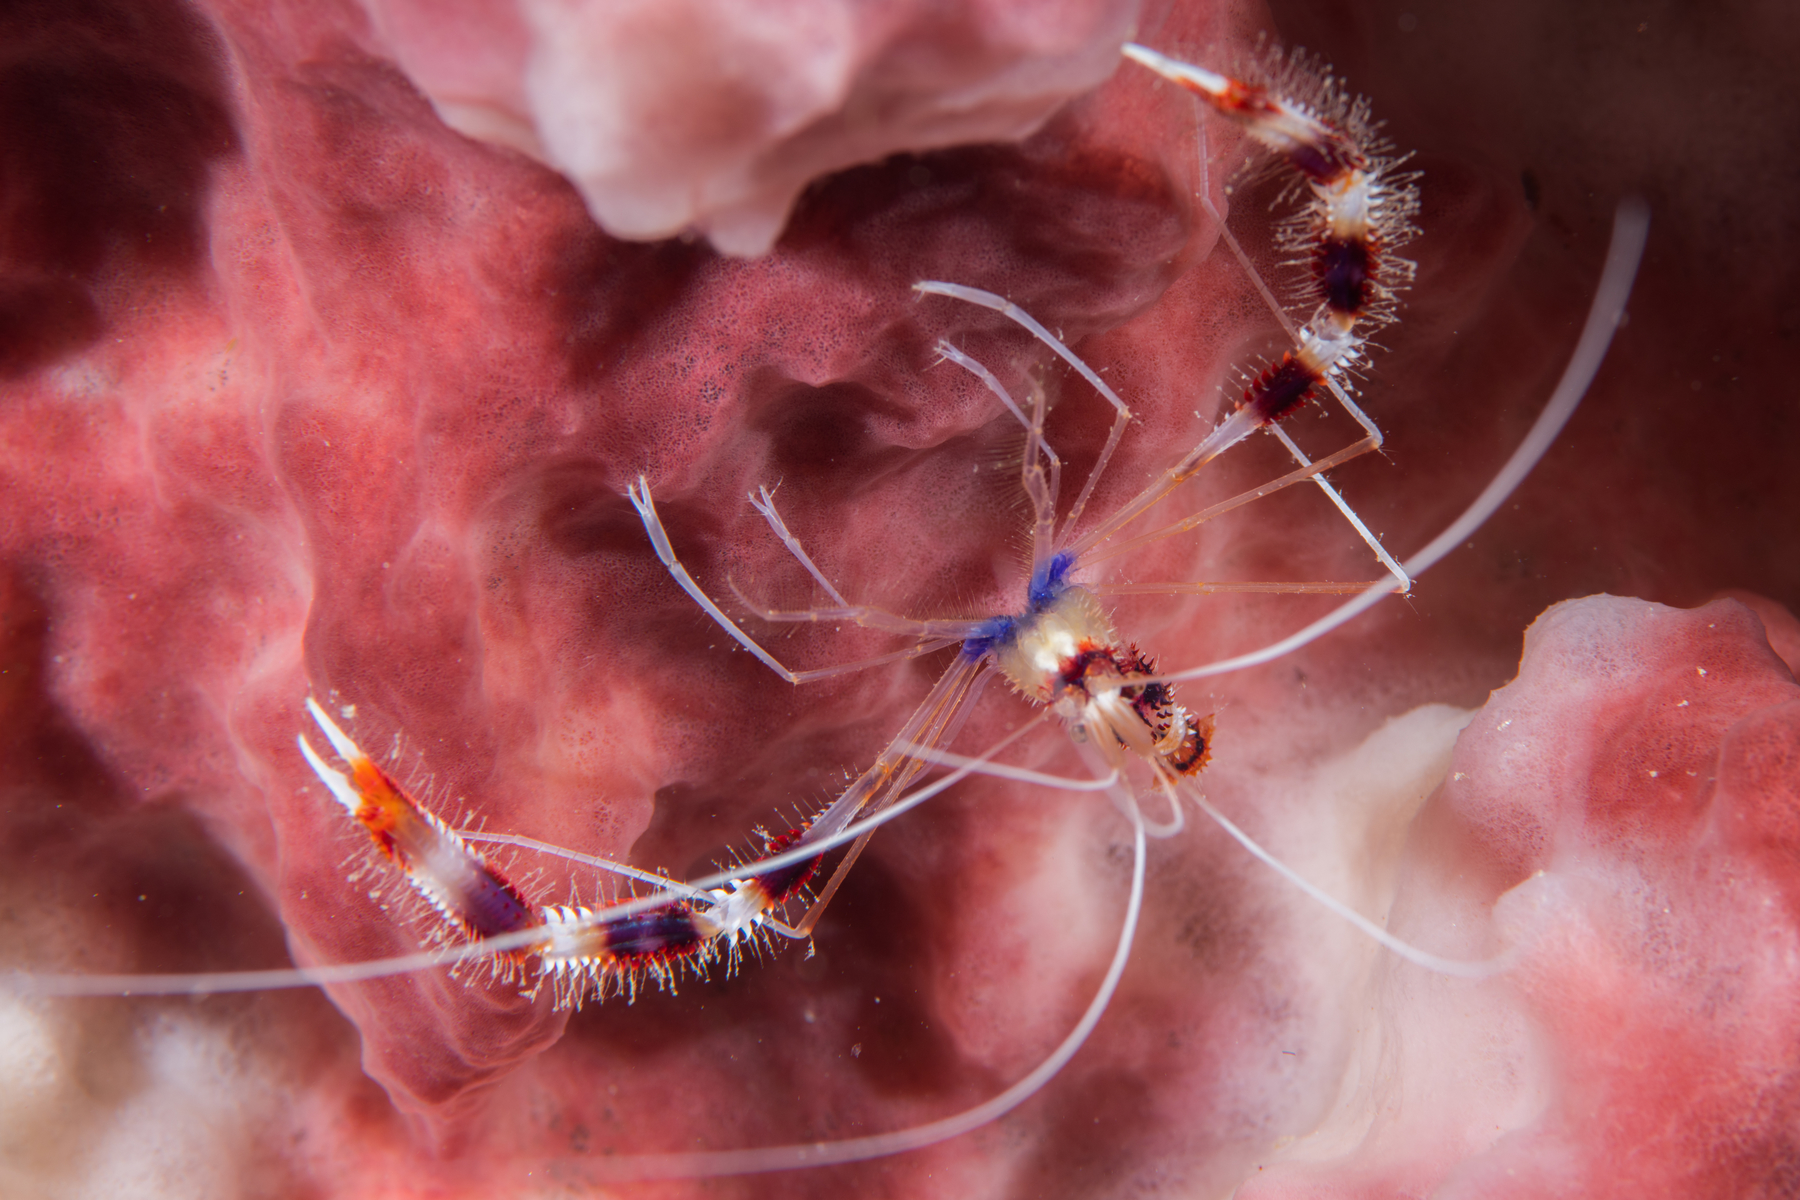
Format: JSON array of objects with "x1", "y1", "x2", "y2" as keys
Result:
[{"x1": 972, "y1": 552, "x2": 1213, "y2": 789}]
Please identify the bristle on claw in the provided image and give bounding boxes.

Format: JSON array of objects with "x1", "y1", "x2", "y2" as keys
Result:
[{"x1": 538, "y1": 901, "x2": 721, "y2": 1007}]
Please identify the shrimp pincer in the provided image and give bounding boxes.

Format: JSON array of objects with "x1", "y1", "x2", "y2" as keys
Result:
[
  {"x1": 287, "y1": 689, "x2": 1058, "y2": 1008},
  {"x1": 297, "y1": 698, "x2": 823, "y2": 1005}
]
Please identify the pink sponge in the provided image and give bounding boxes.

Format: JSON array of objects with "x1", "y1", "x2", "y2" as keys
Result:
[
  {"x1": 1243, "y1": 596, "x2": 1800, "y2": 1198},
  {"x1": 360, "y1": 0, "x2": 1141, "y2": 254},
  {"x1": 1, "y1": 0, "x2": 1797, "y2": 1194}
]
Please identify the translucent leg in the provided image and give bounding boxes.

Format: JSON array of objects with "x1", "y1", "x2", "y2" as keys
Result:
[
  {"x1": 1092, "y1": 580, "x2": 1390, "y2": 598},
  {"x1": 728, "y1": 584, "x2": 989, "y2": 643},
  {"x1": 556, "y1": 795, "x2": 1149, "y2": 1183},
  {"x1": 934, "y1": 339, "x2": 1061, "y2": 570},
  {"x1": 631, "y1": 476, "x2": 979, "y2": 683},
  {"x1": 915, "y1": 280, "x2": 1133, "y2": 535},
  {"x1": 1077, "y1": 436, "x2": 1387, "y2": 568},
  {"x1": 745, "y1": 483, "x2": 850, "y2": 606},
  {"x1": 787, "y1": 655, "x2": 996, "y2": 936}
]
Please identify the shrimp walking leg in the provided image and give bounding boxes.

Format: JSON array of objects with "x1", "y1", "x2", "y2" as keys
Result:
[{"x1": 630, "y1": 477, "x2": 987, "y2": 682}]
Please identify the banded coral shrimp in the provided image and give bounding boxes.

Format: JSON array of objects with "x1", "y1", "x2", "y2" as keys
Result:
[
  {"x1": 617, "y1": 34, "x2": 1439, "y2": 969},
  {"x1": 4, "y1": 214, "x2": 1646, "y2": 1188},
  {"x1": 7, "y1": 35, "x2": 1648, "y2": 1194},
  {"x1": 0, "y1": 16, "x2": 1670, "y2": 1200},
  {"x1": 611, "y1": 41, "x2": 1648, "y2": 1177}
]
